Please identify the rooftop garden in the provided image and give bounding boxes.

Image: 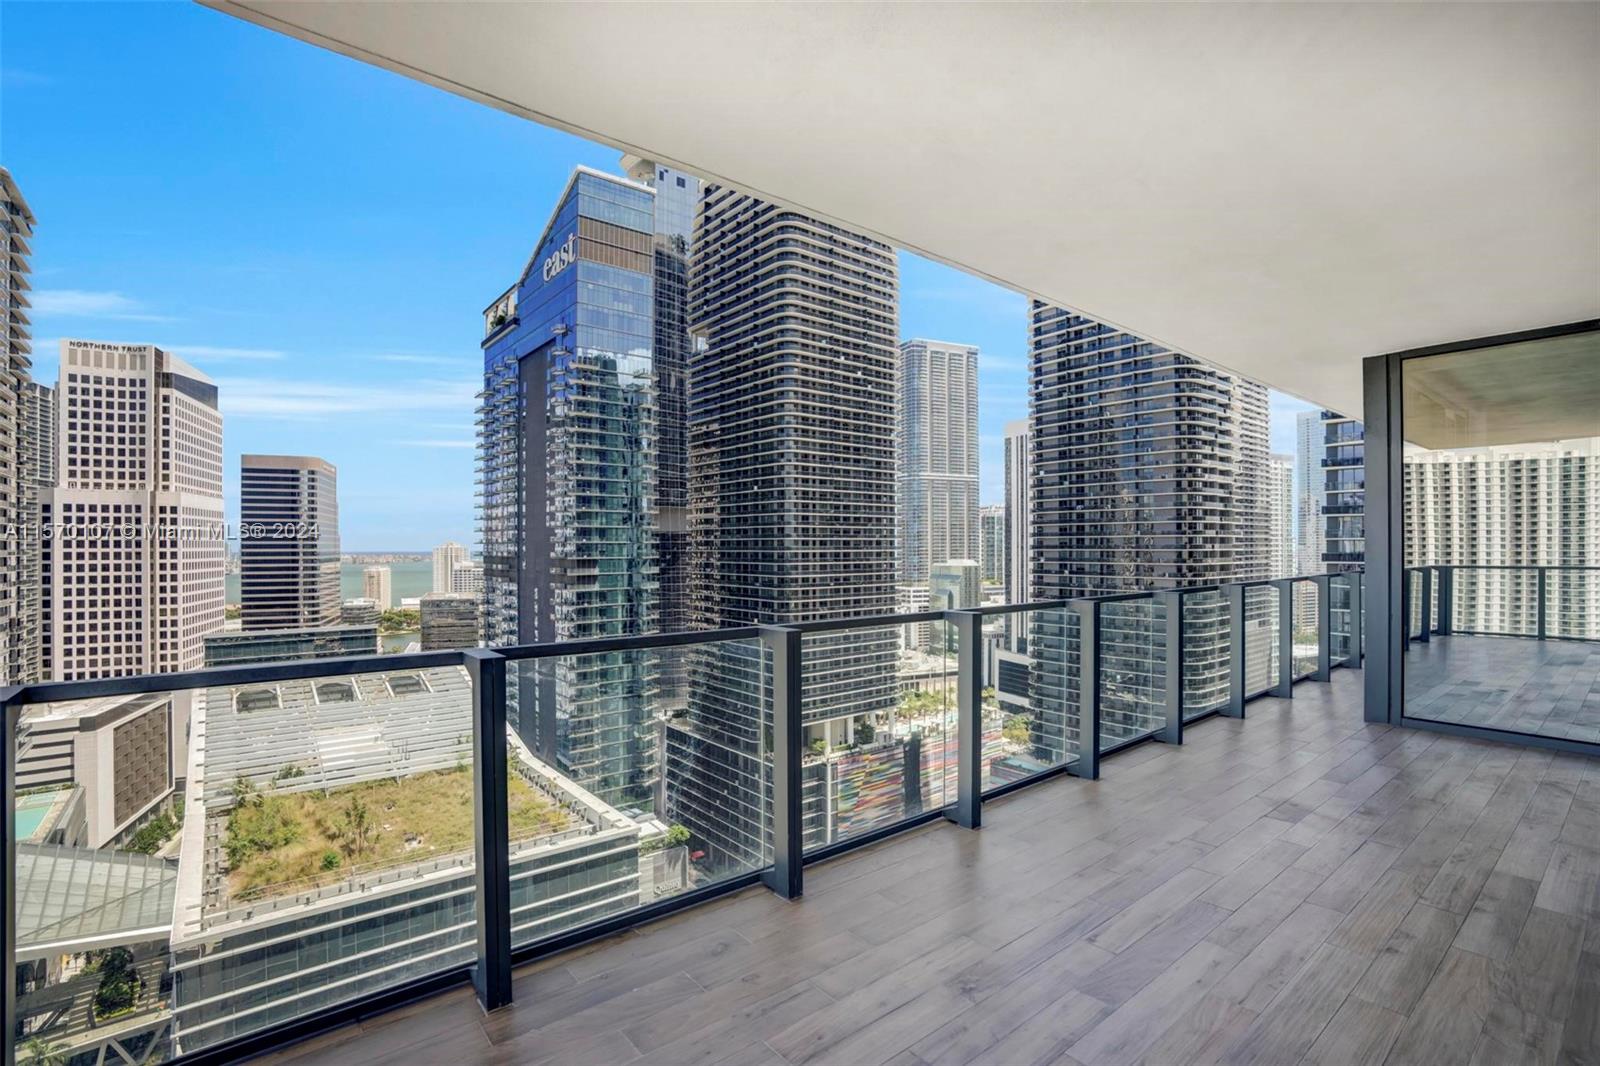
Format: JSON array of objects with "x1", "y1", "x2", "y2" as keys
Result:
[{"x1": 223, "y1": 766, "x2": 579, "y2": 901}]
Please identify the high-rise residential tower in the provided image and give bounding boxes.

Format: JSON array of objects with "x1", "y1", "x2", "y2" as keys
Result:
[
  {"x1": 1002, "y1": 419, "x2": 1032, "y2": 654},
  {"x1": 1270, "y1": 453, "x2": 1294, "y2": 578},
  {"x1": 896, "y1": 338, "x2": 980, "y2": 586},
  {"x1": 979, "y1": 504, "x2": 1004, "y2": 586},
  {"x1": 362, "y1": 565, "x2": 392, "y2": 610},
  {"x1": 1404, "y1": 437, "x2": 1599, "y2": 635},
  {"x1": 431, "y1": 540, "x2": 469, "y2": 595},
  {"x1": 623, "y1": 155, "x2": 700, "y2": 646},
  {"x1": 1295, "y1": 409, "x2": 1326, "y2": 575},
  {"x1": 1322, "y1": 411, "x2": 1365, "y2": 571},
  {"x1": 1, "y1": 168, "x2": 37, "y2": 684},
  {"x1": 1027, "y1": 306, "x2": 1270, "y2": 759},
  {"x1": 41, "y1": 340, "x2": 225, "y2": 680},
  {"x1": 478, "y1": 166, "x2": 659, "y2": 807},
  {"x1": 672, "y1": 185, "x2": 899, "y2": 867},
  {"x1": 240, "y1": 456, "x2": 340, "y2": 631}
]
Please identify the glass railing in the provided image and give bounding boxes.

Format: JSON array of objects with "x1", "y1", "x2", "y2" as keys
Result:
[
  {"x1": 1292, "y1": 579, "x2": 1320, "y2": 680},
  {"x1": 1404, "y1": 564, "x2": 1600, "y2": 642},
  {"x1": 1243, "y1": 585, "x2": 1279, "y2": 697},
  {"x1": 5, "y1": 570, "x2": 1364, "y2": 1064}
]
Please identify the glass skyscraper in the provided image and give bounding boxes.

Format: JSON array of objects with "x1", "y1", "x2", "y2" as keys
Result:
[
  {"x1": 896, "y1": 338, "x2": 980, "y2": 586},
  {"x1": 667, "y1": 186, "x2": 900, "y2": 868},
  {"x1": 478, "y1": 167, "x2": 660, "y2": 809},
  {"x1": 1026, "y1": 305, "x2": 1271, "y2": 761}
]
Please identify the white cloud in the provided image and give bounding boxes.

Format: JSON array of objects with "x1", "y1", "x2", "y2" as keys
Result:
[
  {"x1": 30, "y1": 289, "x2": 173, "y2": 322},
  {"x1": 369, "y1": 354, "x2": 471, "y2": 368},
  {"x1": 217, "y1": 377, "x2": 477, "y2": 421},
  {"x1": 166, "y1": 344, "x2": 285, "y2": 363}
]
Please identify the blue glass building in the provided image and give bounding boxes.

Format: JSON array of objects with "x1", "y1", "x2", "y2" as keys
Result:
[{"x1": 479, "y1": 168, "x2": 661, "y2": 808}]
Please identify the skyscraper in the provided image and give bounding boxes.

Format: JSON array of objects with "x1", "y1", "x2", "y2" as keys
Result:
[
  {"x1": 1322, "y1": 411, "x2": 1365, "y2": 571},
  {"x1": 623, "y1": 155, "x2": 699, "y2": 645},
  {"x1": 896, "y1": 338, "x2": 980, "y2": 586},
  {"x1": 362, "y1": 565, "x2": 392, "y2": 610},
  {"x1": 41, "y1": 341, "x2": 225, "y2": 680},
  {"x1": 449, "y1": 559, "x2": 484, "y2": 597},
  {"x1": 1, "y1": 168, "x2": 36, "y2": 685},
  {"x1": 1404, "y1": 437, "x2": 1599, "y2": 635},
  {"x1": 1270, "y1": 453, "x2": 1294, "y2": 578},
  {"x1": 15, "y1": 382, "x2": 56, "y2": 684},
  {"x1": 1003, "y1": 419, "x2": 1032, "y2": 654},
  {"x1": 478, "y1": 166, "x2": 659, "y2": 807},
  {"x1": 1295, "y1": 409, "x2": 1326, "y2": 576},
  {"x1": 1027, "y1": 306, "x2": 1270, "y2": 758},
  {"x1": 240, "y1": 456, "x2": 340, "y2": 631},
  {"x1": 672, "y1": 185, "x2": 898, "y2": 866},
  {"x1": 979, "y1": 504, "x2": 1005, "y2": 586},
  {"x1": 431, "y1": 540, "x2": 469, "y2": 595}
]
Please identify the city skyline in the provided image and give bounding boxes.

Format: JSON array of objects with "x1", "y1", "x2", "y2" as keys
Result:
[{"x1": 2, "y1": 2, "x2": 1318, "y2": 551}]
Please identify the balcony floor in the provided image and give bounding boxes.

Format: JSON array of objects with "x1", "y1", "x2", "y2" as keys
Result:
[
  {"x1": 263, "y1": 669, "x2": 1600, "y2": 1066},
  {"x1": 1405, "y1": 633, "x2": 1600, "y2": 744}
]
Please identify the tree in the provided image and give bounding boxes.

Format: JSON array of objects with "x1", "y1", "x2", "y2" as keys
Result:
[
  {"x1": 1002, "y1": 713, "x2": 1032, "y2": 746},
  {"x1": 855, "y1": 719, "x2": 876, "y2": 746},
  {"x1": 91, "y1": 948, "x2": 141, "y2": 1017},
  {"x1": 23, "y1": 1037, "x2": 68, "y2": 1066},
  {"x1": 338, "y1": 795, "x2": 378, "y2": 863},
  {"x1": 665, "y1": 824, "x2": 691, "y2": 848}
]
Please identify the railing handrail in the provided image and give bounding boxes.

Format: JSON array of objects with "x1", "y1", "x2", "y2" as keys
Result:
[{"x1": 0, "y1": 571, "x2": 1371, "y2": 708}]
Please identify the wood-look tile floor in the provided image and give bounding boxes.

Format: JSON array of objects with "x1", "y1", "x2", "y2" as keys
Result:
[
  {"x1": 261, "y1": 670, "x2": 1600, "y2": 1066},
  {"x1": 1405, "y1": 634, "x2": 1600, "y2": 744}
]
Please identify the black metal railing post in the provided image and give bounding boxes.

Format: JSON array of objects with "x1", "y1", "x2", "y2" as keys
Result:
[
  {"x1": 463, "y1": 648, "x2": 512, "y2": 1013},
  {"x1": 1272, "y1": 579, "x2": 1294, "y2": 697},
  {"x1": 1226, "y1": 583, "x2": 1246, "y2": 717},
  {"x1": 945, "y1": 610, "x2": 983, "y2": 829},
  {"x1": 1313, "y1": 575, "x2": 1333, "y2": 682},
  {"x1": 1436, "y1": 566, "x2": 1453, "y2": 636},
  {"x1": 1068, "y1": 599, "x2": 1101, "y2": 779},
  {"x1": 760, "y1": 625, "x2": 804, "y2": 899},
  {"x1": 1537, "y1": 567, "x2": 1549, "y2": 640},
  {"x1": 1350, "y1": 569, "x2": 1364, "y2": 666},
  {"x1": 3, "y1": 686, "x2": 20, "y2": 1066},
  {"x1": 1427, "y1": 563, "x2": 1440, "y2": 640},
  {"x1": 1156, "y1": 591, "x2": 1184, "y2": 744}
]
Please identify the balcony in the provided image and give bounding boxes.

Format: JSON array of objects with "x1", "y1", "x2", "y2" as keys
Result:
[{"x1": 146, "y1": 662, "x2": 1600, "y2": 1064}]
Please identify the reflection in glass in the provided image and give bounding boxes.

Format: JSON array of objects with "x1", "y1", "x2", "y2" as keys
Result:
[{"x1": 1401, "y1": 327, "x2": 1599, "y2": 744}]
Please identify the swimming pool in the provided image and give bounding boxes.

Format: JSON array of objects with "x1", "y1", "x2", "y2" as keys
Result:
[{"x1": 14, "y1": 791, "x2": 63, "y2": 842}]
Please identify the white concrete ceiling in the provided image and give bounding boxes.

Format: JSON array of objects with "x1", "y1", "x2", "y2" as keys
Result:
[{"x1": 206, "y1": 1, "x2": 1600, "y2": 417}]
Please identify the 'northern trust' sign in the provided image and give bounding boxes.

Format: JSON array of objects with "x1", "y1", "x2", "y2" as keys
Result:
[{"x1": 541, "y1": 235, "x2": 577, "y2": 282}]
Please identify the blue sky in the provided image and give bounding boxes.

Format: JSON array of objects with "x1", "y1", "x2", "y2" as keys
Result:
[{"x1": 3, "y1": 3, "x2": 1314, "y2": 549}]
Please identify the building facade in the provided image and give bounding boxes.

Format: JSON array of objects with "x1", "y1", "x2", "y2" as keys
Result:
[
  {"x1": 340, "y1": 597, "x2": 380, "y2": 628},
  {"x1": 1026, "y1": 306, "x2": 1271, "y2": 761},
  {"x1": 1270, "y1": 453, "x2": 1295, "y2": 578},
  {"x1": 240, "y1": 456, "x2": 340, "y2": 631},
  {"x1": 431, "y1": 541, "x2": 469, "y2": 595},
  {"x1": 1404, "y1": 436, "x2": 1599, "y2": 637},
  {"x1": 449, "y1": 559, "x2": 484, "y2": 597},
  {"x1": 478, "y1": 166, "x2": 660, "y2": 808},
  {"x1": 41, "y1": 341, "x2": 225, "y2": 680},
  {"x1": 362, "y1": 565, "x2": 392, "y2": 610},
  {"x1": 1002, "y1": 419, "x2": 1032, "y2": 650},
  {"x1": 670, "y1": 185, "x2": 899, "y2": 868},
  {"x1": 896, "y1": 338, "x2": 980, "y2": 586},
  {"x1": 979, "y1": 504, "x2": 1004, "y2": 586},
  {"x1": 623, "y1": 155, "x2": 699, "y2": 649},
  {"x1": 1322, "y1": 411, "x2": 1365, "y2": 571},
  {"x1": 1, "y1": 168, "x2": 36, "y2": 685},
  {"x1": 202, "y1": 625, "x2": 379, "y2": 667},
  {"x1": 1295, "y1": 408, "x2": 1326, "y2": 575},
  {"x1": 419, "y1": 592, "x2": 480, "y2": 650}
]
